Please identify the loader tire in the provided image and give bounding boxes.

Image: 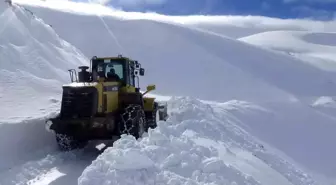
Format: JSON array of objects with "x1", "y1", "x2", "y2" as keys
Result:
[
  {"x1": 119, "y1": 104, "x2": 146, "y2": 139},
  {"x1": 55, "y1": 133, "x2": 87, "y2": 151}
]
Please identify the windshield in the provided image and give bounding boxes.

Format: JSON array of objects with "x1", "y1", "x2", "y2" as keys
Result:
[
  {"x1": 105, "y1": 63, "x2": 123, "y2": 79},
  {"x1": 96, "y1": 60, "x2": 124, "y2": 81}
]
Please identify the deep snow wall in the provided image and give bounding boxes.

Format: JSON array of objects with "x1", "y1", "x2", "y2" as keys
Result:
[
  {"x1": 0, "y1": 2, "x2": 88, "y2": 122},
  {"x1": 0, "y1": 0, "x2": 88, "y2": 174}
]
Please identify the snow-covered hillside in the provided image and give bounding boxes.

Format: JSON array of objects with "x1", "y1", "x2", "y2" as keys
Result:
[
  {"x1": 185, "y1": 16, "x2": 336, "y2": 39},
  {"x1": 239, "y1": 31, "x2": 336, "y2": 71},
  {"x1": 10, "y1": 0, "x2": 336, "y2": 103},
  {"x1": 1, "y1": 0, "x2": 336, "y2": 184}
]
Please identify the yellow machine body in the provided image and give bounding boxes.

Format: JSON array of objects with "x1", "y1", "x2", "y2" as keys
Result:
[{"x1": 46, "y1": 55, "x2": 168, "y2": 151}]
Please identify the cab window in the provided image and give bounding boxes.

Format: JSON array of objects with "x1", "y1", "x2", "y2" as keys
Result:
[{"x1": 105, "y1": 63, "x2": 124, "y2": 79}]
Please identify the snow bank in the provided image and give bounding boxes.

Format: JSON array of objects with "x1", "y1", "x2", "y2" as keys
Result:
[
  {"x1": 0, "y1": 3, "x2": 91, "y2": 183},
  {"x1": 0, "y1": 2, "x2": 88, "y2": 122},
  {"x1": 78, "y1": 97, "x2": 318, "y2": 185}
]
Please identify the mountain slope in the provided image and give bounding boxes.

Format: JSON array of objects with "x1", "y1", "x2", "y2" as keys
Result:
[{"x1": 11, "y1": 1, "x2": 336, "y2": 103}]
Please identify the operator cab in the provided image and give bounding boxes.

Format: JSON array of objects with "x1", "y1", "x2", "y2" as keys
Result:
[
  {"x1": 91, "y1": 55, "x2": 144, "y2": 87},
  {"x1": 96, "y1": 61, "x2": 123, "y2": 82},
  {"x1": 68, "y1": 55, "x2": 145, "y2": 88}
]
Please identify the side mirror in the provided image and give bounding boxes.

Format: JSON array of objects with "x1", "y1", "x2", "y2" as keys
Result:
[
  {"x1": 139, "y1": 68, "x2": 145, "y2": 76},
  {"x1": 146, "y1": 84, "x2": 155, "y2": 91}
]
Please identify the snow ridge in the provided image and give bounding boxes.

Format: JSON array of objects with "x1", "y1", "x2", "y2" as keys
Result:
[{"x1": 239, "y1": 31, "x2": 336, "y2": 71}]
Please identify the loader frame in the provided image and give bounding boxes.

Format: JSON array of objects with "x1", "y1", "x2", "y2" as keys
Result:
[{"x1": 45, "y1": 55, "x2": 168, "y2": 151}]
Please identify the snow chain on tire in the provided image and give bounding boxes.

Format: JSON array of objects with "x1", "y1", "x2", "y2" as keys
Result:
[
  {"x1": 55, "y1": 133, "x2": 86, "y2": 151},
  {"x1": 119, "y1": 104, "x2": 146, "y2": 139}
]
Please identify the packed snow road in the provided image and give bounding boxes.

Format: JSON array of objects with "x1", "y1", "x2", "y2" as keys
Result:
[
  {"x1": 0, "y1": 97, "x2": 323, "y2": 185},
  {"x1": 0, "y1": 118, "x2": 99, "y2": 185}
]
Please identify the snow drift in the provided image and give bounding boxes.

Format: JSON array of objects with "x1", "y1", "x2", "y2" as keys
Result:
[{"x1": 0, "y1": 1, "x2": 88, "y2": 122}]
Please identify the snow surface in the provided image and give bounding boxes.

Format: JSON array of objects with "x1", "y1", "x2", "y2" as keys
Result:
[{"x1": 1, "y1": 0, "x2": 336, "y2": 184}]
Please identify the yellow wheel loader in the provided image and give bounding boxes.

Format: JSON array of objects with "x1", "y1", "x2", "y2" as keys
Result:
[{"x1": 45, "y1": 55, "x2": 168, "y2": 151}]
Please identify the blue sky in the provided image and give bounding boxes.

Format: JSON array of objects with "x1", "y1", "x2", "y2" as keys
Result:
[{"x1": 86, "y1": 0, "x2": 336, "y2": 20}]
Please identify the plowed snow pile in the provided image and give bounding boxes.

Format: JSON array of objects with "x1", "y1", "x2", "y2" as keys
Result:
[
  {"x1": 78, "y1": 97, "x2": 317, "y2": 185},
  {"x1": 0, "y1": 2, "x2": 87, "y2": 122}
]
